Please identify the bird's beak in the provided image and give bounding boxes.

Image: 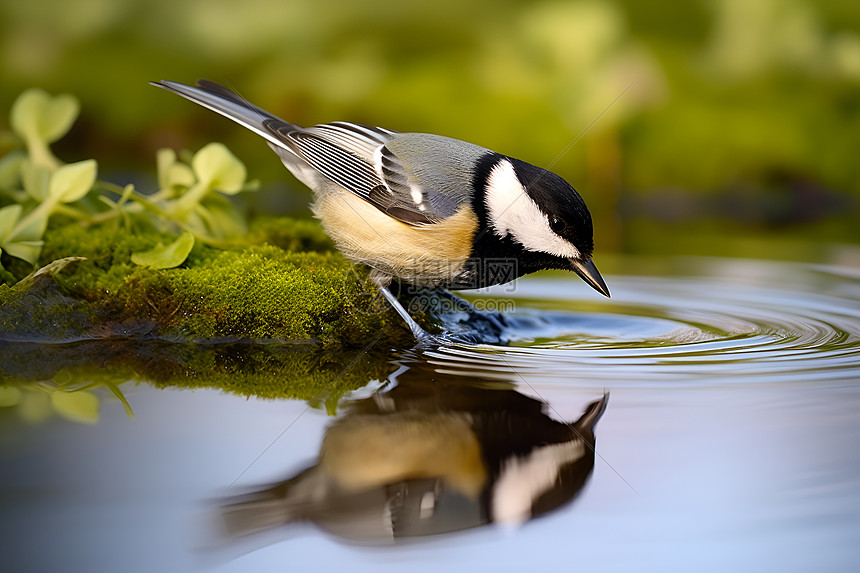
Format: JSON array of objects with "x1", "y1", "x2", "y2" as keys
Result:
[{"x1": 570, "y1": 258, "x2": 610, "y2": 298}]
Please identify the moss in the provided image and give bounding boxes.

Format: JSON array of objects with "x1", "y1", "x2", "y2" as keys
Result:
[
  {"x1": 0, "y1": 259, "x2": 98, "y2": 341},
  {"x1": 40, "y1": 222, "x2": 168, "y2": 291},
  {"x1": 244, "y1": 216, "x2": 336, "y2": 253},
  {"x1": 1, "y1": 219, "x2": 421, "y2": 347},
  {"x1": 161, "y1": 245, "x2": 393, "y2": 344},
  {"x1": 0, "y1": 339, "x2": 397, "y2": 411}
]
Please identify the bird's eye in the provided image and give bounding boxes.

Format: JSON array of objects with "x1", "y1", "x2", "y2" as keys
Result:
[{"x1": 549, "y1": 216, "x2": 567, "y2": 235}]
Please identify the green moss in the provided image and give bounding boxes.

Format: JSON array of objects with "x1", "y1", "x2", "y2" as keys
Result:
[
  {"x1": 162, "y1": 245, "x2": 390, "y2": 343},
  {"x1": 40, "y1": 223, "x2": 165, "y2": 293},
  {"x1": 0, "y1": 258, "x2": 98, "y2": 341},
  {"x1": 244, "y1": 216, "x2": 336, "y2": 253},
  {"x1": 1, "y1": 219, "x2": 419, "y2": 347}
]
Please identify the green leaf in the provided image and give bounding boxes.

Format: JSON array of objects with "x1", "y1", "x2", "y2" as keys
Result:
[
  {"x1": 16, "y1": 256, "x2": 85, "y2": 288},
  {"x1": 157, "y1": 148, "x2": 194, "y2": 191},
  {"x1": 0, "y1": 386, "x2": 22, "y2": 407},
  {"x1": 10, "y1": 210, "x2": 47, "y2": 242},
  {"x1": 49, "y1": 159, "x2": 97, "y2": 203},
  {"x1": 0, "y1": 151, "x2": 25, "y2": 190},
  {"x1": 168, "y1": 163, "x2": 195, "y2": 190},
  {"x1": 2, "y1": 240, "x2": 43, "y2": 264},
  {"x1": 191, "y1": 142, "x2": 247, "y2": 194},
  {"x1": 21, "y1": 159, "x2": 51, "y2": 201},
  {"x1": 51, "y1": 390, "x2": 100, "y2": 424},
  {"x1": 103, "y1": 382, "x2": 135, "y2": 419},
  {"x1": 10, "y1": 89, "x2": 80, "y2": 144},
  {"x1": 197, "y1": 198, "x2": 248, "y2": 239},
  {"x1": 0, "y1": 204, "x2": 45, "y2": 264},
  {"x1": 0, "y1": 204, "x2": 22, "y2": 240},
  {"x1": 131, "y1": 231, "x2": 195, "y2": 269},
  {"x1": 19, "y1": 391, "x2": 52, "y2": 424},
  {"x1": 156, "y1": 148, "x2": 175, "y2": 190}
]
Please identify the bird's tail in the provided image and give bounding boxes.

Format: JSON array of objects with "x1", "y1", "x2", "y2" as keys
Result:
[
  {"x1": 219, "y1": 483, "x2": 297, "y2": 540},
  {"x1": 151, "y1": 79, "x2": 298, "y2": 150},
  {"x1": 217, "y1": 465, "x2": 322, "y2": 540}
]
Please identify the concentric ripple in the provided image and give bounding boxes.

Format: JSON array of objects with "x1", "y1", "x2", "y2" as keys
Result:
[{"x1": 425, "y1": 258, "x2": 860, "y2": 387}]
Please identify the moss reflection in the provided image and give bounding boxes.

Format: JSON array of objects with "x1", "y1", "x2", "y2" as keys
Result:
[{"x1": 0, "y1": 339, "x2": 398, "y2": 422}]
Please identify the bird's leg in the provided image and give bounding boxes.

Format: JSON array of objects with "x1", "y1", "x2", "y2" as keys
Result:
[
  {"x1": 369, "y1": 269, "x2": 436, "y2": 342},
  {"x1": 377, "y1": 285, "x2": 436, "y2": 343}
]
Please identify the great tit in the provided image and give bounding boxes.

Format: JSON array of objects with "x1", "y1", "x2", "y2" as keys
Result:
[
  {"x1": 217, "y1": 377, "x2": 609, "y2": 544},
  {"x1": 152, "y1": 80, "x2": 610, "y2": 339}
]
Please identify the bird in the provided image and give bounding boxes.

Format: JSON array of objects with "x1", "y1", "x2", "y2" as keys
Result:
[
  {"x1": 216, "y1": 375, "x2": 609, "y2": 544},
  {"x1": 151, "y1": 80, "x2": 610, "y2": 340}
]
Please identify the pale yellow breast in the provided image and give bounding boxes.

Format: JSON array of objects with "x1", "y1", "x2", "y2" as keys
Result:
[
  {"x1": 313, "y1": 191, "x2": 477, "y2": 286},
  {"x1": 321, "y1": 411, "x2": 488, "y2": 499}
]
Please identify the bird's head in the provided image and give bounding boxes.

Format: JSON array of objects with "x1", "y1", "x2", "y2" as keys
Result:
[{"x1": 481, "y1": 155, "x2": 610, "y2": 297}]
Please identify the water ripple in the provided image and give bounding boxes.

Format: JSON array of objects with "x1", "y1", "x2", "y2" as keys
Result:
[{"x1": 426, "y1": 259, "x2": 860, "y2": 387}]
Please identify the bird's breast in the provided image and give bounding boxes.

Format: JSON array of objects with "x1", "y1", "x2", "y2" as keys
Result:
[{"x1": 313, "y1": 190, "x2": 478, "y2": 286}]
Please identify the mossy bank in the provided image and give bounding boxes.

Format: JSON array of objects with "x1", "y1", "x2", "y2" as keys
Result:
[{"x1": 0, "y1": 217, "x2": 424, "y2": 348}]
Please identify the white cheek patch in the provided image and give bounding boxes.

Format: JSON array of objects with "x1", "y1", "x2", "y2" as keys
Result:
[
  {"x1": 484, "y1": 159, "x2": 581, "y2": 259},
  {"x1": 491, "y1": 439, "x2": 586, "y2": 525}
]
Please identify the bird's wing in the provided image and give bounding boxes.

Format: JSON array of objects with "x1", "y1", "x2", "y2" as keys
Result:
[
  {"x1": 276, "y1": 122, "x2": 459, "y2": 225},
  {"x1": 153, "y1": 80, "x2": 465, "y2": 225}
]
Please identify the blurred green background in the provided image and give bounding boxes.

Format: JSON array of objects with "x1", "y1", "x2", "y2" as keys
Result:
[{"x1": 2, "y1": 0, "x2": 859, "y2": 263}]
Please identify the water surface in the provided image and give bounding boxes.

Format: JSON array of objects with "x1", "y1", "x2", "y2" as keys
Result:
[{"x1": 1, "y1": 255, "x2": 859, "y2": 572}]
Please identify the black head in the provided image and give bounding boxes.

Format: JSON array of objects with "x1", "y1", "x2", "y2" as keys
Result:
[
  {"x1": 508, "y1": 157, "x2": 594, "y2": 258},
  {"x1": 471, "y1": 153, "x2": 609, "y2": 296}
]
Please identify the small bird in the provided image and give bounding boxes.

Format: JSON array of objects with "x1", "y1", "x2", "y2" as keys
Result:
[
  {"x1": 152, "y1": 80, "x2": 610, "y2": 339},
  {"x1": 216, "y1": 377, "x2": 609, "y2": 544}
]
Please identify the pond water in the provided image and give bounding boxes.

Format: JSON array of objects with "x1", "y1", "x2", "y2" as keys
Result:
[{"x1": 2, "y1": 255, "x2": 860, "y2": 572}]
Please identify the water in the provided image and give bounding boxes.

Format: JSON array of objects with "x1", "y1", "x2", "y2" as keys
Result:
[
  {"x1": 437, "y1": 257, "x2": 860, "y2": 385},
  {"x1": 1, "y1": 255, "x2": 859, "y2": 572}
]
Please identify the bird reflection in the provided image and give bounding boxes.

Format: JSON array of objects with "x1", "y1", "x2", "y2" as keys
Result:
[{"x1": 218, "y1": 359, "x2": 608, "y2": 545}]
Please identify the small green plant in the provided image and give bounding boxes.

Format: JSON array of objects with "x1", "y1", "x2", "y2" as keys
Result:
[
  {"x1": 0, "y1": 378, "x2": 132, "y2": 425},
  {"x1": 0, "y1": 89, "x2": 259, "y2": 282},
  {"x1": 130, "y1": 230, "x2": 196, "y2": 269},
  {"x1": 0, "y1": 88, "x2": 414, "y2": 353}
]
